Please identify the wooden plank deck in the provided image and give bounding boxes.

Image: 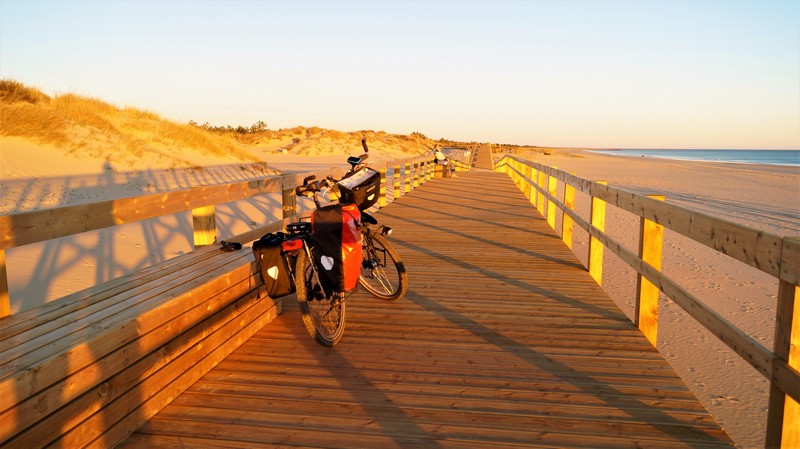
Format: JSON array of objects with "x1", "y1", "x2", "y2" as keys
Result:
[{"x1": 119, "y1": 161, "x2": 734, "y2": 448}]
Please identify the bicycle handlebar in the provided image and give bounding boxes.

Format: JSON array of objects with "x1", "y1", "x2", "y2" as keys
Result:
[
  {"x1": 295, "y1": 184, "x2": 314, "y2": 197},
  {"x1": 296, "y1": 139, "x2": 370, "y2": 198}
]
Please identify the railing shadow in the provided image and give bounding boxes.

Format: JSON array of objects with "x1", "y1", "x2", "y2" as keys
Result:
[
  {"x1": 391, "y1": 237, "x2": 622, "y2": 321},
  {"x1": 1, "y1": 162, "x2": 292, "y2": 313},
  {"x1": 402, "y1": 287, "x2": 731, "y2": 447},
  {"x1": 295, "y1": 315, "x2": 445, "y2": 447}
]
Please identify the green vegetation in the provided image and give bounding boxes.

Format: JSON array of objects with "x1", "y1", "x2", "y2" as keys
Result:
[{"x1": 189, "y1": 120, "x2": 268, "y2": 134}]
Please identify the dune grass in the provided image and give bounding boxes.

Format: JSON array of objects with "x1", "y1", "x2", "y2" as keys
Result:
[
  {"x1": 0, "y1": 79, "x2": 258, "y2": 168},
  {"x1": 1, "y1": 79, "x2": 476, "y2": 168}
]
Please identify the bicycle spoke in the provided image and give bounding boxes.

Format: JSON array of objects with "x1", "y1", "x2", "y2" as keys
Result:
[{"x1": 358, "y1": 229, "x2": 408, "y2": 301}]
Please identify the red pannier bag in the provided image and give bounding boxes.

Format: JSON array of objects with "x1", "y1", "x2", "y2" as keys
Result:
[{"x1": 311, "y1": 203, "x2": 362, "y2": 292}]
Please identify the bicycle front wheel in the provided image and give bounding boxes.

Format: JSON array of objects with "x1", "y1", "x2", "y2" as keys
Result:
[
  {"x1": 295, "y1": 249, "x2": 346, "y2": 346},
  {"x1": 359, "y1": 228, "x2": 408, "y2": 301}
]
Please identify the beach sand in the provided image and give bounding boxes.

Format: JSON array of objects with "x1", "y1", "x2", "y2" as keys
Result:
[{"x1": 2, "y1": 139, "x2": 798, "y2": 448}]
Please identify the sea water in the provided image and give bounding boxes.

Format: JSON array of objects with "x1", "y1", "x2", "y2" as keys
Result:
[{"x1": 588, "y1": 149, "x2": 800, "y2": 167}]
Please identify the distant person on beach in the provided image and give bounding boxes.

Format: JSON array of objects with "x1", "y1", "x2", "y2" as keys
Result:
[{"x1": 433, "y1": 146, "x2": 456, "y2": 177}]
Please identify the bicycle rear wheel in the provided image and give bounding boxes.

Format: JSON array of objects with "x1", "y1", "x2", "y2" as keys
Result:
[
  {"x1": 295, "y1": 249, "x2": 346, "y2": 346},
  {"x1": 359, "y1": 228, "x2": 408, "y2": 301}
]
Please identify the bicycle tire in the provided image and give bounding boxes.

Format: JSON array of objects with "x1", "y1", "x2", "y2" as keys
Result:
[
  {"x1": 359, "y1": 228, "x2": 408, "y2": 301},
  {"x1": 294, "y1": 249, "x2": 346, "y2": 346}
]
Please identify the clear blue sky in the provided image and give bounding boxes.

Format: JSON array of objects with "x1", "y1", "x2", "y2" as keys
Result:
[{"x1": 1, "y1": 0, "x2": 798, "y2": 149}]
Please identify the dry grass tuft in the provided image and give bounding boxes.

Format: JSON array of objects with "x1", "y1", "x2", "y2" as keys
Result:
[
  {"x1": 0, "y1": 101, "x2": 68, "y2": 144},
  {"x1": 0, "y1": 79, "x2": 50, "y2": 104},
  {"x1": 52, "y1": 94, "x2": 118, "y2": 134}
]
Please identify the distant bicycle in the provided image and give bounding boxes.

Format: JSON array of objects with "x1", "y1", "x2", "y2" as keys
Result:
[{"x1": 288, "y1": 139, "x2": 408, "y2": 346}]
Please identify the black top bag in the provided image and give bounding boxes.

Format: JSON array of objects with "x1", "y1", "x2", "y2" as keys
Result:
[{"x1": 337, "y1": 167, "x2": 381, "y2": 211}]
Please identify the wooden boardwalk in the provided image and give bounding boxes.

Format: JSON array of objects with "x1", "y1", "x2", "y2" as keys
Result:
[{"x1": 120, "y1": 155, "x2": 734, "y2": 448}]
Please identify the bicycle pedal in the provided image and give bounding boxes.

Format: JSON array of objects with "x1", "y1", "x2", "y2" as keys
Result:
[{"x1": 312, "y1": 285, "x2": 325, "y2": 301}]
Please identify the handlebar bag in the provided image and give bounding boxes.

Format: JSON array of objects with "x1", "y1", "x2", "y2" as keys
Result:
[
  {"x1": 253, "y1": 232, "x2": 298, "y2": 299},
  {"x1": 311, "y1": 203, "x2": 362, "y2": 292},
  {"x1": 337, "y1": 167, "x2": 381, "y2": 211}
]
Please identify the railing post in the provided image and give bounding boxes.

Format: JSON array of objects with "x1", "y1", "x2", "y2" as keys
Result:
[
  {"x1": 589, "y1": 181, "x2": 607, "y2": 285},
  {"x1": 766, "y1": 236, "x2": 800, "y2": 448},
  {"x1": 536, "y1": 171, "x2": 546, "y2": 216},
  {"x1": 404, "y1": 163, "x2": 411, "y2": 194},
  {"x1": 393, "y1": 164, "x2": 401, "y2": 199},
  {"x1": 282, "y1": 181, "x2": 297, "y2": 219},
  {"x1": 523, "y1": 164, "x2": 533, "y2": 201},
  {"x1": 427, "y1": 159, "x2": 434, "y2": 181},
  {"x1": 530, "y1": 166, "x2": 538, "y2": 208},
  {"x1": 514, "y1": 160, "x2": 521, "y2": 187},
  {"x1": 413, "y1": 162, "x2": 420, "y2": 189},
  {"x1": 1, "y1": 249, "x2": 9, "y2": 317},
  {"x1": 547, "y1": 167, "x2": 558, "y2": 230},
  {"x1": 635, "y1": 195, "x2": 665, "y2": 346},
  {"x1": 192, "y1": 205, "x2": 217, "y2": 248},
  {"x1": 561, "y1": 172, "x2": 576, "y2": 249},
  {"x1": 379, "y1": 167, "x2": 387, "y2": 208}
]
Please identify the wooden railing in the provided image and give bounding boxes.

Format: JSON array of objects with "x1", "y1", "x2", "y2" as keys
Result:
[
  {"x1": 496, "y1": 154, "x2": 799, "y2": 448},
  {"x1": 0, "y1": 153, "x2": 440, "y2": 317}
]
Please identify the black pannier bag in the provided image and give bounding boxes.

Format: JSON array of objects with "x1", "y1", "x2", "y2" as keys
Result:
[
  {"x1": 311, "y1": 204, "x2": 362, "y2": 293},
  {"x1": 337, "y1": 167, "x2": 381, "y2": 211},
  {"x1": 253, "y1": 232, "x2": 300, "y2": 299}
]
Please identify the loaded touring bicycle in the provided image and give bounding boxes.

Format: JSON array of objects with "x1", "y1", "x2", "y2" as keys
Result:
[{"x1": 253, "y1": 139, "x2": 408, "y2": 346}]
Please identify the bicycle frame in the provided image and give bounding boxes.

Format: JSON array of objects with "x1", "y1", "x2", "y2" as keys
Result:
[{"x1": 282, "y1": 223, "x2": 332, "y2": 301}]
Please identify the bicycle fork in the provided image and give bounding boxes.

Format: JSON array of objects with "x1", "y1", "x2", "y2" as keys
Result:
[{"x1": 300, "y1": 241, "x2": 348, "y2": 318}]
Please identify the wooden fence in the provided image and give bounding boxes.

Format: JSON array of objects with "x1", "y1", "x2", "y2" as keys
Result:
[
  {"x1": 496, "y1": 154, "x2": 799, "y2": 448},
  {"x1": 0, "y1": 153, "x2": 439, "y2": 317}
]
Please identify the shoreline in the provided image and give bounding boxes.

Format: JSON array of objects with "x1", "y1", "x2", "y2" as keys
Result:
[{"x1": 582, "y1": 148, "x2": 800, "y2": 169}]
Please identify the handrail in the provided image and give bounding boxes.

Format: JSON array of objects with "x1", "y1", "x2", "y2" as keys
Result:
[
  {"x1": 496, "y1": 154, "x2": 799, "y2": 448},
  {"x1": 0, "y1": 153, "x2": 440, "y2": 317}
]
